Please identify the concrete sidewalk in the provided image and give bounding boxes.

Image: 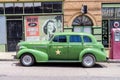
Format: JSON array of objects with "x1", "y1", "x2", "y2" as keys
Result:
[{"x1": 0, "y1": 52, "x2": 16, "y2": 61}]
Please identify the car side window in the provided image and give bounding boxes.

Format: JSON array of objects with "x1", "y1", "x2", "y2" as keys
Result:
[
  {"x1": 70, "y1": 35, "x2": 82, "y2": 42},
  {"x1": 53, "y1": 35, "x2": 67, "y2": 42},
  {"x1": 83, "y1": 36, "x2": 92, "y2": 43}
]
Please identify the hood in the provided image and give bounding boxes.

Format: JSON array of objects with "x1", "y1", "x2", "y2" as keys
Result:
[{"x1": 18, "y1": 41, "x2": 50, "y2": 46}]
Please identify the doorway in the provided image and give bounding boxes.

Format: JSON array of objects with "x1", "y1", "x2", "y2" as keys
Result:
[{"x1": 7, "y1": 17, "x2": 23, "y2": 51}]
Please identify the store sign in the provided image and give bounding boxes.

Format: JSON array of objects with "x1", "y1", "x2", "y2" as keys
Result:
[
  {"x1": 25, "y1": 16, "x2": 39, "y2": 41},
  {"x1": 102, "y1": 8, "x2": 114, "y2": 18}
]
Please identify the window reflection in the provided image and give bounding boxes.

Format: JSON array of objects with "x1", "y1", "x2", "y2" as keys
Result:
[
  {"x1": 83, "y1": 36, "x2": 92, "y2": 43},
  {"x1": 53, "y1": 36, "x2": 66, "y2": 42},
  {"x1": 5, "y1": 3, "x2": 14, "y2": 14},
  {"x1": 43, "y1": 2, "x2": 52, "y2": 13},
  {"x1": 0, "y1": 3, "x2": 4, "y2": 14},
  {"x1": 15, "y1": 3, "x2": 23, "y2": 14},
  {"x1": 53, "y1": 2, "x2": 62, "y2": 13},
  {"x1": 34, "y1": 2, "x2": 43, "y2": 13},
  {"x1": 24, "y1": 3, "x2": 33, "y2": 13},
  {"x1": 70, "y1": 35, "x2": 82, "y2": 42},
  {"x1": 3, "y1": 2, "x2": 62, "y2": 14}
]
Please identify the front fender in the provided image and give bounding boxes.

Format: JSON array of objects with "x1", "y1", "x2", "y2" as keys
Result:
[
  {"x1": 20, "y1": 46, "x2": 27, "y2": 49},
  {"x1": 17, "y1": 49, "x2": 48, "y2": 62},
  {"x1": 79, "y1": 48, "x2": 107, "y2": 62}
]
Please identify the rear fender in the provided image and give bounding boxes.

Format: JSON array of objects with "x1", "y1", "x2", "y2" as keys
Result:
[{"x1": 79, "y1": 48, "x2": 106, "y2": 62}]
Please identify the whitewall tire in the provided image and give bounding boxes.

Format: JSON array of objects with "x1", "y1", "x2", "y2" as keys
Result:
[
  {"x1": 20, "y1": 54, "x2": 35, "y2": 66},
  {"x1": 82, "y1": 54, "x2": 96, "y2": 68}
]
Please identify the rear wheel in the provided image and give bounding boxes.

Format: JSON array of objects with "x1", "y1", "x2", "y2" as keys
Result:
[
  {"x1": 82, "y1": 54, "x2": 96, "y2": 68},
  {"x1": 20, "y1": 54, "x2": 35, "y2": 66}
]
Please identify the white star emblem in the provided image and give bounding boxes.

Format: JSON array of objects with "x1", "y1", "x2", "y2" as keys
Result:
[{"x1": 56, "y1": 49, "x2": 61, "y2": 55}]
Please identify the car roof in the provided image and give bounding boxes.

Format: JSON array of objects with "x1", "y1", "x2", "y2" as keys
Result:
[
  {"x1": 53, "y1": 32, "x2": 97, "y2": 43},
  {"x1": 54, "y1": 32, "x2": 92, "y2": 36}
]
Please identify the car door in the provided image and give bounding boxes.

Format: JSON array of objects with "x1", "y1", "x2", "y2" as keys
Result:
[
  {"x1": 68, "y1": 35, "x2": 83, "y2": 60},
  {"x1": 49, "y1": 35, "x2": 68, "y2": 60}
]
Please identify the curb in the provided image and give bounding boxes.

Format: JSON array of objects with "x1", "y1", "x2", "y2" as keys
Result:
[
  {"x1": 107, "y1": 59, "x2": 120, "y2": 63},
  {"x1": 0, "y1": 55, "x2": 17, "y2": 61},
  {"x1": 0, "y1": 59, "x2": 17, "y2": 61}
]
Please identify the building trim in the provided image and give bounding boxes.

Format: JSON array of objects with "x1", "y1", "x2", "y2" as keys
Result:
[{"x1": 67, "y1": 12, "x2": 97, "y2": 27}]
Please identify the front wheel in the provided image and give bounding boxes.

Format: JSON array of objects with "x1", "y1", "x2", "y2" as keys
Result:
[
  {"x1": 20, "y1": 54, "x2": 35, "y2": 66},
  {"x1": 82, "y1": 54, "x2": 96, "y2": 68}
]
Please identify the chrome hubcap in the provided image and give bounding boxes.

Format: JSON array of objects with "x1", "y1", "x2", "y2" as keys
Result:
[
  {"x1": 22, "y1": 55, "x2": 32, "y2": 65},
  {"x1": 83, "y1": 56, "x2": 93, "y2": 66}
]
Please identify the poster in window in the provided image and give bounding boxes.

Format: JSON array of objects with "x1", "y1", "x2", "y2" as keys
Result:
[{"x1": 25, "y1": 16, "x2": 40, "y2": 41}]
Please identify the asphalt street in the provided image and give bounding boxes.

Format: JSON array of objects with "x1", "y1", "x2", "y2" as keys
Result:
[{"x1": 0, "y1": 61, "x2": 120, "y2": 80}]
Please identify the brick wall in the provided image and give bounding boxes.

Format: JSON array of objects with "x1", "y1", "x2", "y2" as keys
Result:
[
  {"x1": 64, "y1": 0, "x2": 120, "y2": 27},
  {"x1": 64, "y1": 0, "x2": 101, "y2": 27}
]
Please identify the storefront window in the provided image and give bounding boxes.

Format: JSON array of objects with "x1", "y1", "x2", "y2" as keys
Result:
[
  {"x1": 102, "y1": 7, "x2": 120, "y2": 18},
  {"x1": 43, "y1": 2, "x2": 52, "y2": 13},
  {"x1": 15, "y1": 3, "x2": 23, "y2": 14},
  {"x1": 102, "y1": 8, "x2": 114, "y2": 18},
  {"x1": 102, "y1": 4, "x2": 120, "y2": 47},
  {"x1": 0, "y1": 3, "x2": 4, "y2": 14},
  {"x1": 5, "y1": 3, "x2": 14, "y2": 14},
  {"x1": 53, "y1": 2, "x2": 62, "y2": 13},
  {"x1": 116, "y1": 8, "x2": 120, "y2": 18},
  {"x1": 24, "y1": 3, "x2": 34, "y2": 14},
  {"x1": 2, "y1": 2, "x2": 62, "y2": 14},
  {"x1": 34, "y1": 2, "x2": 43, "y2": 13}
]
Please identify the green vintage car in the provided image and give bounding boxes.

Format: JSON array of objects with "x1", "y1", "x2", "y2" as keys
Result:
[{"x1": 16, "y1": 32, "x2": 107, "y2": 67}]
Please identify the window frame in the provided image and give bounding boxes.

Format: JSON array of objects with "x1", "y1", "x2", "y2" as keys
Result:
[
  {"x1": 0, "y1": 3, "x2": 4, "y2": 14},
  {"x1": 2, "y1": 2, "x2": 62, "y2": 15},
  {"x1": 5, "y1": 3, "x2": 14, "y2": 14}
]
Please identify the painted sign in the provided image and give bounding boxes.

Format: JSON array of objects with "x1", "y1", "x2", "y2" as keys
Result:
[
  {"x1": 40, "y1": 15, "x2": 63, "y2": 40},
  {"x1": 25, "y1": 16, "x2": 40, "y2": 41}
]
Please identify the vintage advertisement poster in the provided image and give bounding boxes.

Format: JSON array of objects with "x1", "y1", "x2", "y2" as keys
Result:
[
  {"x1": 39, "y1": 15, "x2": 63, "y2": 40},
  {"x1": 25, "y1": 15, "x2": 63, "y2": 41},
  {"x1": 25, "y1": 16, "x2": 40, "y2": 41}
]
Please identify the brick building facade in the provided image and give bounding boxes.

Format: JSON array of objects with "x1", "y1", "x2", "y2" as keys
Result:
[
  {"x1": 64, "y1": 0, "x2": 120, "y2": 47},
  {"x1": 0, "y1": 0, "x2": 120, "y2": 52}
]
